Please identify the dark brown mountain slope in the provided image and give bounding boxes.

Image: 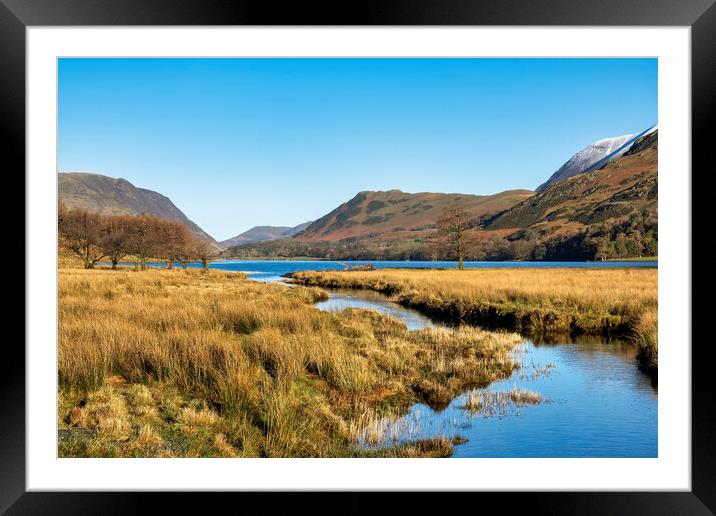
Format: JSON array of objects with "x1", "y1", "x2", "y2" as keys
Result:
[{"x1": 58, "y1": 172, "x2": 222, "y2": 250}]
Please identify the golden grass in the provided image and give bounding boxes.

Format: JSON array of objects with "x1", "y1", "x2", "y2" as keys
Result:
[
  {"x1": 135, "y1": 424, "x2": 163, "y2": 447},
  {"x1": 58, "y1": 267, "x2": 522, "y2": 457},
  {"x1": 58, "y1": 248, "x2": 85, "y2": 269},
  {"x1": 178, "y1": 405, "x2": 222, "y2": 430},
  {"x1": 213, "y1": 433, "x2": 240, "y2": 458},
  {"x1": 291, "y1": 268, "x2": 658, "y2": 371},
  {"x1": 64, "y1": 385, "x2": 132, "y2": 440}
]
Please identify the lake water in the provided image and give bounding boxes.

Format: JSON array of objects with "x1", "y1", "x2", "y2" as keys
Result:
[{"x1": 201, "y1": 259, "x2": 657, "y2": 283}]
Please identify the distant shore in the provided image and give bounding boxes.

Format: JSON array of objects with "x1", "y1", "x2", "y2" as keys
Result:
[
  {"x1": 606, "y1": 256, "x2": 657, "y2": 262},
  {"x1": 216, "y1": 257, "x2": 658, "y2": 264}
]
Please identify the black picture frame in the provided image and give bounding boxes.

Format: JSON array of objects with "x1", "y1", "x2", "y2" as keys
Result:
[{"x1": 3, "y1": 0, "x2": 713, "y2": 513}]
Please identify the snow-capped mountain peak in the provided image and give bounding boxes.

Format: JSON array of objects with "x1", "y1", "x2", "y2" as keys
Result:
[{"x1": 536, "y1": 125, "x2": 656, "y2": 192}]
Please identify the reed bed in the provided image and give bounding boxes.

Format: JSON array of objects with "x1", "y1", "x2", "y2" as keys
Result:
[
  {"x1": 461, "y1": 387, "x2": 544, "y2": 417},
  {"x1": 291, "y1": 268, "x2": 658, "y2": 372},
  {"x1": 58, "y1": 268, "x2": 522, "y2": 457}
]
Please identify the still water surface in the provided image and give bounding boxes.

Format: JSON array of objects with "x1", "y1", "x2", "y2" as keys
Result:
[{"x1": 315, "y1": 287, "x2": 657, "y2": 458}]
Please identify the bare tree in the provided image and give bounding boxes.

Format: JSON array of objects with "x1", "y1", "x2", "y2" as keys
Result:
[
  {"x1": 59, "y1": 208, "x2": 106, "y2": 269},
  {"x1": 59, "y1": 207, "x2": 204, "y2": 272},
  {"x1": 159, "y1": 221, "x2": 192, "y2": 269},
  {"x1": 100, "y1": 215, "x2": 132, "y2": 269},
  {"x1": 58, "y1": 202, "x2": 68, "y2": 226},
  {"x1": 176, "y1": 242, "x2": 193, "y2": 269},
  {"x1": 435, "y1": 205, "x2": 475, "y2": 270},
  {"x1": 126, "y1": 215, "x2": 160, "y2": 270},
  {"x1": 191, "y1": 237, "x2": 215, "y2": 272}
]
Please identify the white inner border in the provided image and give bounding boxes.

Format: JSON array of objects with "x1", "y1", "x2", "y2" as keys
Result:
[{"x1": 27, "y1": 27, "x2": 691, "y2": 491}]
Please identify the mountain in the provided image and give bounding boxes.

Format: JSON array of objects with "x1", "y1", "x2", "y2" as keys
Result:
[
  {"x1": 297, "y1": 189, "x2": 534, "y2": 242},
  {"x1": 536, "y1": 125, "x2": 656, "y2": 192},
  {"x1": 224, "y1": 130, "x2": 657, "y2": 262},
  {"x1": 222, "y1": 189, "x2": 534, "y2": 260},
  {"x1": 219, "y1": 222, "x2": 313, "y2": 248},
  {"x1": 489, "y1": 129, "x2": 658, "y2": 231},
  {"x1": 58, "y1": 172, "x2": 222, "y2": 251}
]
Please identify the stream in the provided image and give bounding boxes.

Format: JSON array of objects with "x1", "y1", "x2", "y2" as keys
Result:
[
  {"x1": 313, "y1": 287, "x2": 657, "y2": 457},
  {"x1": 214, "y1": 260, "x2": 658, "y2": 457}
]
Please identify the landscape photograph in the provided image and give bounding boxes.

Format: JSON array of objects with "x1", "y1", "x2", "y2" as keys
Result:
[{"x1": 57, "y1": 57, "x2": 658, "y2": 458}]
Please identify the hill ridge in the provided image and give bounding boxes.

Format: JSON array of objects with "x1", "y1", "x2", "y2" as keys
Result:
[{"x1": 219, "y1": 221, "x2": 313, "y2": 248}]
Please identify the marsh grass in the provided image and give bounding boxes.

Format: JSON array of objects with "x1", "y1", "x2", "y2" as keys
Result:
[
  {"x1": 291, "y1": 268, "x2": 658, "y2": 372},
  {"x1": 58, "y1": 268, "x2": 521, "y2": 457},
  {"x1": 518, "y1": 361, "x2": 557, "y2": 381},
  {"x1": 632, "y1": 306, "x2": 658, "y2": 378},
  {"x1": 461, "y1": 387, "x2": 544, "y2": 417}
]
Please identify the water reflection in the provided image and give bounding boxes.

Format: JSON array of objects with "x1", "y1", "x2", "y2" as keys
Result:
[{"x1": 314, "y1": 289, "x2": 657, "y2": 458}]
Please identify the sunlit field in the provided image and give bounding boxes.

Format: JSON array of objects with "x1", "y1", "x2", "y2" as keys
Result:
[{"x1": 58, "y1": 268, "x2": 521, "y2": 457}]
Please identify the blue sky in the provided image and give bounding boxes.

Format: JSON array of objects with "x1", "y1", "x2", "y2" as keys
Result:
[{"x1": 58, "y1": 58, "x2": 657, "y2": 241}]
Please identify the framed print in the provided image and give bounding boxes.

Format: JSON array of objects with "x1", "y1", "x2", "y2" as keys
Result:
[{"x1": 3, "y1": 0, "x2": 714, "y2": 512}]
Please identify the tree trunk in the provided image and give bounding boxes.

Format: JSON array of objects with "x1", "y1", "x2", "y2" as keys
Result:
[
  {"x1": 167, "y1": 260, "x2": 173, "y2": 269},
  {"x1": 82, "y1": 248, "x2": 91, "y2": 269},
  {"x1": 458, "y1": 255, "x2": 464, "y2": 270},
  {"x1": 111, "y1": 258, "x2": 118, "y2": 270},
  {"x1": 141, "y1": 259, "x2": 146, "y2": 271},
  {"x1": 202, "y1": 260, "x2": 208, "y2": 272}
]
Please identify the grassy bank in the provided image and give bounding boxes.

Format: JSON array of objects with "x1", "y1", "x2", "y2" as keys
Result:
[
  {"x1": 290, "y1": 268, "x2": 658, "y2": 376},
  {"x1": 58, "y1": 268, "x2": 521, "y2": 457}
]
